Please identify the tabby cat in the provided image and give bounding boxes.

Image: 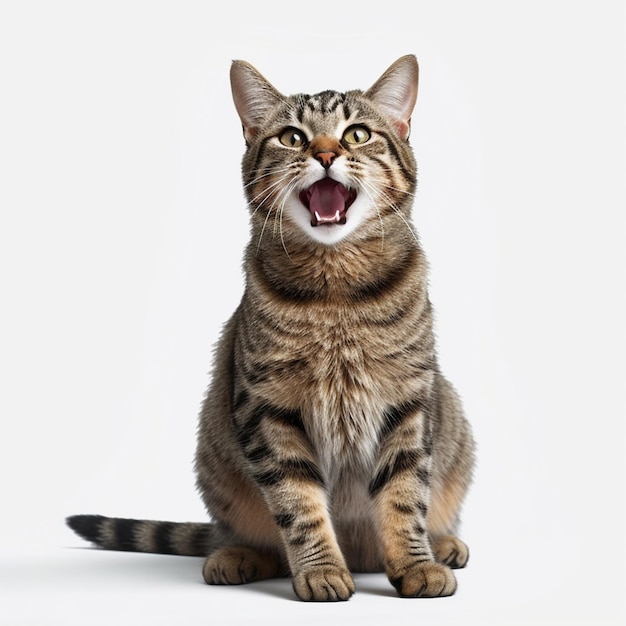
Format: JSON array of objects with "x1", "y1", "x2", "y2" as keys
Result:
[{"x1": 67, "y1": 54, "x2": 475, "y2": 601}]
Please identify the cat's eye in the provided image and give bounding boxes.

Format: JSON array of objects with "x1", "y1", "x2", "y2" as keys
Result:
[
  {"x1": 343, "y1": 125, "x2": 371, "y2": 145},
  {"x1": 279, "y1": 127, "x2": 307, "y2": 148}
]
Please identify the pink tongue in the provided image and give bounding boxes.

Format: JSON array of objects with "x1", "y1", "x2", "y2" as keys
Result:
[
  {"x1": 308, "y1": 178, "x2": 347, "y2": 220},
  {"x1": 299, "y1": 178, "x2": 356, "y2": 227}
]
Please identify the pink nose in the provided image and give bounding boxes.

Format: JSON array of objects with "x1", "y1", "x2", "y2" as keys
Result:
[{"x1": 315, "y1": 151, "x2": 336, "y2": 169}]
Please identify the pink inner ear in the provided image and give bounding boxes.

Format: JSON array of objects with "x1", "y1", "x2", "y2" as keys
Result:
[
  {"x1": 244, "y1": 125, "x2": 258, "y2": 144},
  {"x1": 394, "y1": 119, "x2": 411, "y2": 141}
]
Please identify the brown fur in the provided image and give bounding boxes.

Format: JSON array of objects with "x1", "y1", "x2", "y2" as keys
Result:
[{"x1": 67, "y1": 55, "x2": 475, "y2": 602}]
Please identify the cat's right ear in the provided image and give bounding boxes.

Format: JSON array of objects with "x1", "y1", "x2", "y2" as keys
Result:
[{"x1": 230, "y1": 61, "x2": 284, "y2": 145}]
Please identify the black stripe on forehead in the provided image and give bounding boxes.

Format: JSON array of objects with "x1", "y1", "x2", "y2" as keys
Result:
[
  {"x1": 295, "y1": 95, "x2": 308, "y2": 123},
  {"x1": 290, "y1": 91, "x2": 364, "y2": 130},
  {"x1": 305, "y1": 90, "x2": 346, "y2": 114}
]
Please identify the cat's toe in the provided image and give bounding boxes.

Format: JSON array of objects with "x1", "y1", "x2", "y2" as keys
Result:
[
  {"x1": 292, "y1": 566, "x2": 355, "y2": 601},
  {"x1": 203, "y1": 547, "x2": 279, "y2": 585},
  {"x1": 431, "y1": 535, "x2": 469, "y2": 569},
  {"x1": 390, "y1": 561, "x2": 457, "y2": 598}
]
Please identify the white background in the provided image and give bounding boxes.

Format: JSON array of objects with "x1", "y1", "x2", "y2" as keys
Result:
[{"x1": 1, "y1": 1, "x2": 624, "y2": 624}]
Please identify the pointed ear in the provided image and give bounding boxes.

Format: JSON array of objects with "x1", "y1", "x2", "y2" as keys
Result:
[
  {"x1": 365, "y1": 55, "x2": 419, "y2": 141},
  {"x1": 230, "y1": 60, "x2": 284, "y2": 145}
]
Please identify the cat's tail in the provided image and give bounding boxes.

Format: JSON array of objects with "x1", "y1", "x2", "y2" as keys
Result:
[{"x1": 66, "y1": 514, "x2": 229, "y2": 557}]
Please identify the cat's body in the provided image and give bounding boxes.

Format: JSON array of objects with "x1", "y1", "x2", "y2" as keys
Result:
[{"x1": 68, "y1": 55, "x2": 475, "y2": 601}]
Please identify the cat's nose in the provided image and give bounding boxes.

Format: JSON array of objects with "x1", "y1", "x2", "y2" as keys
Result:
[{"x1": 315, "y1": 151, "x2": 336, "y2": 169}]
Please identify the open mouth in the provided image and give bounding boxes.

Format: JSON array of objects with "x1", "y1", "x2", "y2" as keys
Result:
[{"x1": 299, "y1": 178, "x2": 357, "y2": 227}]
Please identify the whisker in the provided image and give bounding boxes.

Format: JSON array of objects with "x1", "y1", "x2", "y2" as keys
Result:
[
  {"x1": 386, "y1": 184, "x2": 416, "y2": 198},
  {"x1": 361, "y1": 179, "x2": 419, "y2": 247},
  {"x1": 244, "y1": 163, "x2": 298, "y2": 190},
  {"x1": 256, "y1": 205, "x2": 274, "y2": 253},
  {"x1": 274, "y1": 177, "x2": 301, "y2": 260},
  {"x1": 359, "y1": 182, "x2": 385, "y2": 252},
  {"x1": 368, "y1": 164, "x2": 417, "y2": 198},
  {"x1": 249, "y1": 171, "x2": 295, "y2": 219},
  {"x1": 250, "y1": 170, "x2": 293, "y2": 204},
  {"x1": 250, "y1": 164, "x2": 302, "y2": 258}
]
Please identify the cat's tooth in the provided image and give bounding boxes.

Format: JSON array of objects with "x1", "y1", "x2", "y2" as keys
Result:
[{"x1": 313, "y1": 210, "x2": 342, "y2": 225}]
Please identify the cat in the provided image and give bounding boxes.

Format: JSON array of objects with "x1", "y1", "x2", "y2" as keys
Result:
[{"x1": 67, "y1": 54, "x2": 475, "y2": 602}]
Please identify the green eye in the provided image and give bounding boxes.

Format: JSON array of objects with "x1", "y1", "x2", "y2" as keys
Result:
[
  {"x1": 343, "y1": 125, "x2": 371, "y2": 145},
  {"x1": 279, "y1": 127, "x2": 307, "y2": 147}
]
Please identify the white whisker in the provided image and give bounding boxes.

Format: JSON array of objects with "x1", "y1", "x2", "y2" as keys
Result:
[
  {"x1": 244, "y1": 163, "x2": 298, "y2": 191},
  {"x1": 249, "y1": 170, "x2": 296, "y2": 219},
  {"x1": 359, "y1": 181, "x2": 385, "y2": 252},
  {"x1": 274, "y1": 177, "x2": 301, "y2": 260},
  {"x1": 361, "y1": 178, "x2": 419, "y2": 247},
  {"x1": 249, "y1": 163, "x2": 302, "y2": 257},
  {"x1": 256, "y1": 205, "x2": 274, "y2": 253}
]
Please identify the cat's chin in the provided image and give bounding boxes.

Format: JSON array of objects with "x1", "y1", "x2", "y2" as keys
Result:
[{"x1": 284, "y1": 194, "x2": 371, "y2": 246}]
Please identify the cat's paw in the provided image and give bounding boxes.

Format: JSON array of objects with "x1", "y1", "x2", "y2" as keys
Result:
[
  {"x1": 431, "y1": 535, "x2": 469, "y2": 569},
  {"x1": 203, "y1": 547, "x2": 279, "y2": 585},
  {"x1": 292, "y1": 566, "x2": 355, "y2": 601},
  {"x1": 390, "y1": 561, "x2": 457, "y2": 598}
]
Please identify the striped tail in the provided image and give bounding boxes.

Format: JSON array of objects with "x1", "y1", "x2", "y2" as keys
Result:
[{"x1": 66, "y1": 515, "x2": 227, "y2": 557}]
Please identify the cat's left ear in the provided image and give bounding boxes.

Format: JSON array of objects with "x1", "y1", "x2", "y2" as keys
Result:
[
  {"x1": 230, "y1": 60, "x2": 284, "y2": 145},
  {"x1": 365, "y1": 55, "x2": 419, "y2": 141}
]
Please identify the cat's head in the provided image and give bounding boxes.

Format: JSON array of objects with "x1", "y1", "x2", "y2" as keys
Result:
[{"x1": 230, "y1": 56, "x2": 418, "y2": 247}]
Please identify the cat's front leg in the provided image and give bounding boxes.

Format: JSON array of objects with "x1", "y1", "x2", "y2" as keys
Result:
[
  {"x1": 236, "y1": 401, "x2": 355, "y2": 601},
  {"x1": 370, "y1": 402, "x2": 457, "y2": 598}
]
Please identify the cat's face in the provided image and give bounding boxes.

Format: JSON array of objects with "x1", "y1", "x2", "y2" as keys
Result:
[{"x1": 230, "y1": 57, "x2": 419, "y2": 247}]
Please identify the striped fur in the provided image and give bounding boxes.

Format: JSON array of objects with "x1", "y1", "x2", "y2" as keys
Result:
[{"x1": 67, "y1": 55, "x2": 475, "y2": 601}]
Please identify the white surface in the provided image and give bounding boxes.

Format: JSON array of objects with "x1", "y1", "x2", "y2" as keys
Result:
[{"x1": 1, "y1": 1, "x2": 624, "y2": 624}]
